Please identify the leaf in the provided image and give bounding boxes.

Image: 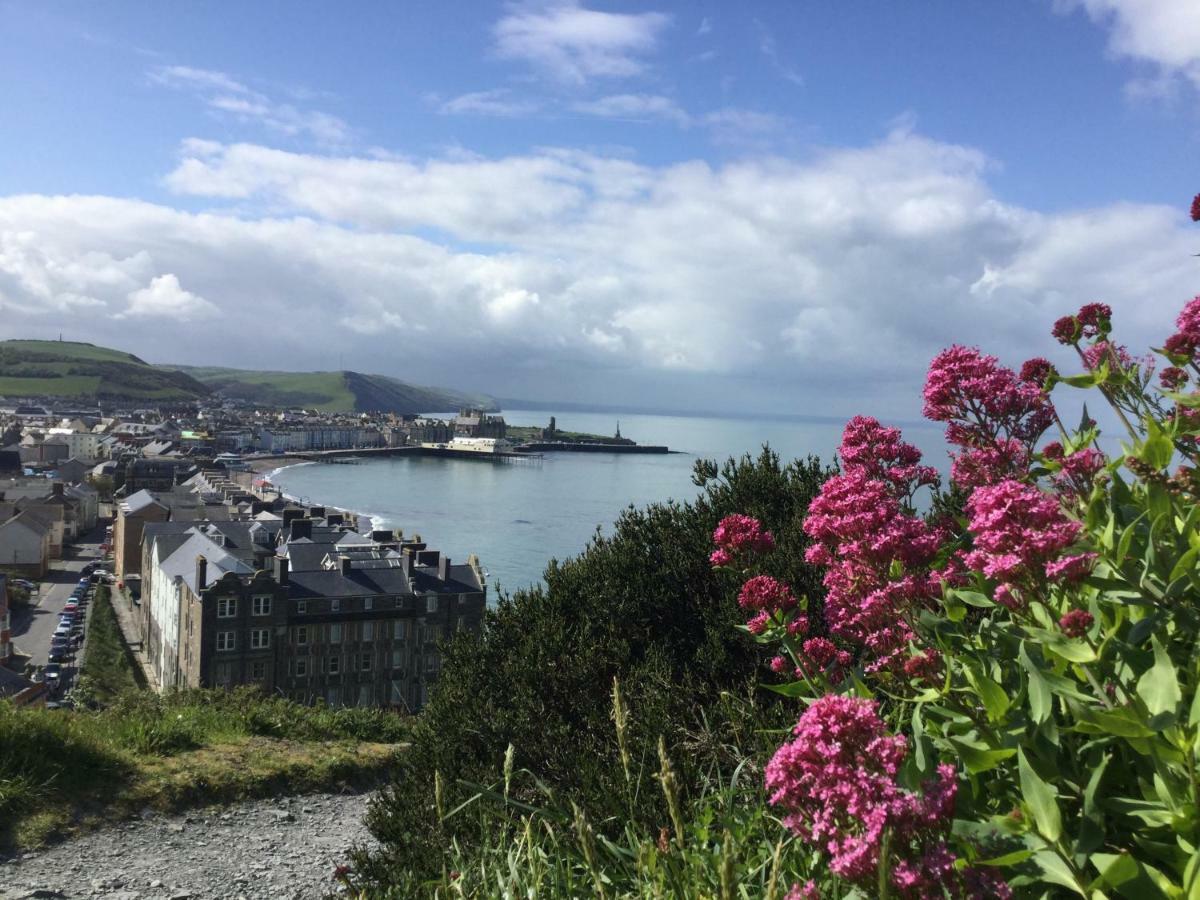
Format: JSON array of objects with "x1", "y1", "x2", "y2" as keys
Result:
[
  {"x1": 1019, "y1": 643, "x2": 1053, "y2": 724},
  {"x1": 949, "y1": 740, "x2": 1016, "y2": 774},
  {"x1": 1031, "y1": 850, "x2": 1085, "y2": 895},
  {"x1": 950, "y1": 589, "x2": 995, "y2": 608},
  {"x1": 1020, "y1": 749, "x2": 1063, "y2": 842},
  {"x1": 1170, "y1": 545, "x2": 1200, "y2": 585},
  {"x1": 1141, "y1": 419, "x2": 1175, "y2": 470},
  {"x1": 1073, "y1": 706, "x2": 1155, "y2": 739},
  {"x1": 965, "y1": 664, "x2": 1011, "y2": 722},
  {"x1": 1137, "y1": 636, "x2": 1182, "y2": 721},
  {"x1": 761, "y1": 681, "x2": 811, "y2": 699},
  {"x1": 1044, "y1": 637, "x2": 1099, "y2": 664}
]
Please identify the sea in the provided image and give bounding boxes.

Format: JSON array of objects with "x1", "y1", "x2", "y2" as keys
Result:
[{"x1": 269, "y1": 409, "x2": 952, "y2": 598}]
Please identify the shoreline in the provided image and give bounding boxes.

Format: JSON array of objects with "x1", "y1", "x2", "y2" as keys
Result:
[{"x1": 248, "y1": 457, "x2": 382, "y2": 533}]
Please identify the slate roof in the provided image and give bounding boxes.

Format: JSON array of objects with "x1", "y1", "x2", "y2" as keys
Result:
[
  {"x1": 122, "y1": 489, "x2": 166, "y2": 516},
  {"x1": 158, "y1": 531, "x2": 255, "y2": 594}
]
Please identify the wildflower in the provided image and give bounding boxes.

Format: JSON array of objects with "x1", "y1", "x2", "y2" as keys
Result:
[
  {"x1": 1192, "y1": 193, "x2": 1200, "y2": 222},
  {"x1": 1059, "y1": 608, "x2": 1094, "y2": 638},
  {"x1": 786, "y1": 614, "x2": 809, "y2": 636},
  {"x1": 1178, "y1": 295, "x2": 1200, "y2": 335},
  {"x1": 903, "y1": 649, "x2": 941, "y2": 681},
  {"x1": 712, "y1": 514, "x2": 775, "y2": 556},
  {"x1": 1045, "y1": 552, "x2": 1097, "y2": 583},
  {"x1": 1019, "y1": 357, "x2": 1056, "y2": 386},
  {"x1": 1077, "y1": 302, "x2": 1112, "y2": 339},
  {"x1": 1081, "y1": 340, "x2": 1134, "y2": 372},
  {"x1": 785, "y1": 883, "x2": 821, "y2": 900},
  {"x1": 964, "y1": 480, "x2": 1082, "y2": 584},
  {"x1": 994, "y1": 583, "x2": 1023, "y2": 611},
  {"x1": 1052, "y1": 315, "x2": 1080, "y2": 345},
  {"x1": 746, "y1": 611, "x2": 770, "y2": 634},
  {"x1": 709, "y1": 548, "x2": 732, "y2": 567},
  {"x1": 1041, "y1": 441, "x2": 1064, "y2": 461},
  {"x1": 1161, "y1": 366, "x2": 1189, "y2": 390},
  {"x1": 738, "y1": 575, "x2": 796, "y2": 613},
  {"x1": 1164, "y1": 332, "x2": 1198, "y2": 364},
  {"x1": 802, "y1": 637, "x2": 838, "y2": 668},
  {"x1": 950, "y1": 439, "x2": 1030, "y2": 492}
]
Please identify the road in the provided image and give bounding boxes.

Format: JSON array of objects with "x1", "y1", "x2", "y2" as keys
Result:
[{"x1": 9, "y1": 525, "x2": 108, "y2": 678}]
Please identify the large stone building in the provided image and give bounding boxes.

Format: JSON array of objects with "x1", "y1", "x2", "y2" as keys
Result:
[{"x1": 137, "y1": 511, "x2": 486, "y2": 710}]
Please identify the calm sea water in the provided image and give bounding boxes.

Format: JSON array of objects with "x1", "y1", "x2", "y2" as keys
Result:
[{"x1": 269, "y1": 409, "x2": 951, "y2": 597}]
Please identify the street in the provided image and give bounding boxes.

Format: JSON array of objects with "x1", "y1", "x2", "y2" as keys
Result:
[{"x1": 8, "y1": 525, "x2": 108, "y2": 677}]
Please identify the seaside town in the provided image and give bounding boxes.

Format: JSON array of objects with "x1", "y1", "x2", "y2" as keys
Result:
[{"x1": 0, "y1": 398, "x2": 513, "y2": 711}]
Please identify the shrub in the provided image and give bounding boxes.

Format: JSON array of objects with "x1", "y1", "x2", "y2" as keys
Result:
[{"x1": 350, "y1": 449, "x2": 834, "y2": 887}]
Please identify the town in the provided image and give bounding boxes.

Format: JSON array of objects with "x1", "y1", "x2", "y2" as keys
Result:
[{"x1": 0, "y1": 398, "x2": 504, "y2": 711}]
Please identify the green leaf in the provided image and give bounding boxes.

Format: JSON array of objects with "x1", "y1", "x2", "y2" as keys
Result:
[
  {"x1": 1019, "y1": 643, "x2": 1053, "y2": 725},
  {"x1": 1142, "y1": 419, "x2": 1175, "y2": 470},
  {"x1": 950, "y1": 589, "x2": 995, "y2": 608},
  {"x1": 949, "y1": 740, "x2": 1016, "y2": 774},
  {"x1": 1170, "y1": 545, "x2": 1200, "y2": 585},
  {"x1": 1031, "y1": 850, "x2": 1085, "y2": 895},
  {"x1": 1020, "y1": 749, "x2": 1063, "y2": 842},
  {"x1": 761, "y1": 681, "x2": 811, "y2": 699},
  {"x1": 1073, "y1": 706, "x2": 1155, "y2": 739},
  {"x1": 1137, "y1": 636, "x2": 1181, "y2": 721},
  {"x1": 1044, "y1": 637, "x2": 1099, "y2": 664},
  {"x1": 965, "y1": 664, "x2": 1011, "y2": 722}
]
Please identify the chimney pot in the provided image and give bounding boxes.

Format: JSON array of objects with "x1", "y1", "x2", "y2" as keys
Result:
[
  {"x1": 438, "y1": 555, "x2": 450, "y2": 581},
  {"x1": 273, "y1": 555, "x2": 289, "y2": 586},
  {"x1": 195, "y1": 554, "x2": 207, "y2": 590}
]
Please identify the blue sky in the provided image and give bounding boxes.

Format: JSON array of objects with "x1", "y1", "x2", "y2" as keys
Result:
[{"x1": 0, "y1": 1, "x2": 1198, "y2": 416}]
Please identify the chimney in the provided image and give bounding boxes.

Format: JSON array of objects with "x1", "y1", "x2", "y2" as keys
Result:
[
  {"x1": 308, "y1": 506, "x2": 326, "y2": 520},
  {"x1": 291, "y1": 518, "x2": 313, "y2": 541},
  {"x1": 327, "y1": 512, "x2": 344, "y2": 526},
  {"x1": 416, "y1": 549, "x2": 439, "y2": 567},
  {"x1": 438, "y1": 555, "x2": 450, "y2": 581},
  {"x1": 195, "y1": 554, "x2": 207, "y2": 590},
  {"x1": 281, "y1": 508, "x2": 303, "y2": 529},
  {"x1": 371, "y1": 529, "x2": 394, "y2": 543},
  {"x1": 52, "y1": 482, "x2": 64, "y2": 497},
  {"x1": 250, "y1": 501, "x2": 267, "y2": 515},
  {"x1": 273, "y1": 555, "x2": 289, "y2": 586},
  {"x1": 401, "y1": 554, "x2": 413, "y2": 577},
  {"x1": 340, "y1": 555, "x2": 353, "y2": 575}
]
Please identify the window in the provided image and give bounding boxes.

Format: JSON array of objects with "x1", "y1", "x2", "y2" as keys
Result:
[
  {"x1": 296, "y1": 625, "x2": 308, "y2": 646},
  {"x1": 358, "y1": 684, "x2": 372, "y2": 706},
  {"x1": 296, "y1": 599, "x2": 307, "y2": 614},
  {"x1": 217, "y1": 631, "x2": 236, "y2": 652},
  {"x1": 362, "y1": 621, "x2": 374, "y2": 641},
  {"x1": 390, "y1": 679, "x2": 405, "y2": 705},
  {"x1": 330, "y1": 623, "x2": 342, "y2": 644},
  {"x1": 295, "y1": 658, "x2": 308, "y2": 677},
  {"x1": 360, "y1": 652, "x2": 372, "y2": 671},
  {"x1": 393, "y1": 620, "x2": 406, "y2": 640},
  {"x1": 250, "y1": 628, "x2": 270, "y2": 649},
  {"x1": 217, "y1": 597, "x2": 236, "y2": 618},
  {"x1": 331, "y1": 598, "x2": 341, "y2": 612},
  {"x1": 364, "y1": 597, "x2": 373, "y2": 611},
  {"x1": 426, "y1": 594, "x2": 438, "y2": 614},
  {"x1": 251, "y1": 660, "x2": 266, "y2": 680},
  {"x1": 328, "y1": 656, "x2": 341, "y2": 675},
  {"x1": 391, "y1": 649, "x2": 404, "y2": 669},
  {"x1": 425, "y1": 653, "x2": 440, "y2": 674},
  {"x1": 252, "y1": 595, "x2": 272, "y2": 616}
]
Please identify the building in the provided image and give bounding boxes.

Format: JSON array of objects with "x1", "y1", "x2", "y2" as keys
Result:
[
  {"x1": 113, "y1": 489, "x2": 170, "y2": 579},
  {"x1": 138, "y1": 512, "x2": 487, "y2": 710},
  {"x1": 453, "y1": 409, "x2": 507, "y2": 439},
  {"x1": 0, "y1": 573, "x2": 12, "y2": 666},
  {"x1": 0, "y1": 512, "x2": 51, "y2": 576}
]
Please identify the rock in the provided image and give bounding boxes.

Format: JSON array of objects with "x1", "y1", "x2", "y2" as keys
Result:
[
  {"x1": 149, "y1": 880, "x2": 162, "y2": 888},
  {"x1": 166, "y1": 824, "x2": 185, "y2": 834}
]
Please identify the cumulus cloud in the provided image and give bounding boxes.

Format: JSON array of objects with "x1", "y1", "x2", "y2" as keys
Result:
[
  {"x1": 571, "y1": 93, "x2": 690, "y2": 125},
  {"x1": 1056, "y1": 0, "x2": 1200, "y2": 92},
  {"x1": 149, "y1": 64, "x2": 350, "y2": 144},
  {"x1": 493, "y1": 1, "x2": 671, "y2": 83},
  {"x1": 121, "y1": 273, "x2": 218, "y2": 320},
  {"x1": 1, "y1": 129, "x2": 1195, "y2": 416}
]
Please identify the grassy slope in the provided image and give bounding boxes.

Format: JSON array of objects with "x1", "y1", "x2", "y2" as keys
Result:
[
  {"x1": 75, "y1": 587, "x2": 147, "y2": 705},
  {"x1": 0, "y1": 340, "x2": 210, "y2": 402},
  {"x1": 171, "y1": 365, "x2": 495, "y2": 414}
]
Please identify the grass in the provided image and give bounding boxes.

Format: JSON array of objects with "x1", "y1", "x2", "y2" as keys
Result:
[
  {"x1": 0, "y1": 688, "x2": 409, "y2": 851},
  {"x1": 0, "y1": 339, "x2": 209, "y2": 401},
  {"x1": 74, "y1": 586, "x2": 146, "y2": 704}
]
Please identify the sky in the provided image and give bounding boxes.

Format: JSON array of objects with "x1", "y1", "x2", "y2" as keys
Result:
[{"x1": 0, "y1": 0, "x2": 1198, "y2": 419}]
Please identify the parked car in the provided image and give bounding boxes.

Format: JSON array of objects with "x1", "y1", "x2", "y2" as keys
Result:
[
  {"x1": 13, "y1": 579, "x2": 36, "y2": 590},
  {"x1": 43, "y1": 664, "x2": 61, "y2": 682},
  {"x1": 48, "y1": 646, "x2": 68, "y2": 662}
]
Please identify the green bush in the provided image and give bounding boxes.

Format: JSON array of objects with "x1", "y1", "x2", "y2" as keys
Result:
[{"x1": 351, "y1": 449, "x2": 833, "y2": 888}]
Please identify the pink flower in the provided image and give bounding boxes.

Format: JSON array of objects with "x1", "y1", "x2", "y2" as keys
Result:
[
  {"x1": 746, "y1": 611, "x2": 770, "y2": 634},
  {"x1": 1055, "y1": 448, "x2": 1105, "y2": 493},
  {"x1": 1019, "y1": 357, "x2": 1056, "y2": 386},
  {"x1": 785, "y1": 883, "x2": 820, "y2": 900},
  {"x1": 765, "y1": 697, "x2": 976, "y2": 896},
  {"x1": 1041, "y1": 441, "x2": 1064, "y2": 461},
  {"x1": 1059, "y1": 609, "x2": 1094, "y2": 638},
  {"x1": 903, "y1": 649, "x2": 941, "y2": 682},
  {"x1": 708, "y1": 548, "x2": 732, "y2": 567},
  {"x1": 1045, "y1": 552, "x2": 1097, "y2": 583},
  {"x1": 995, "y1": 583, "x2": 1023, "y2": 611},
  {"x1": 1178, "y1": 295, "x2": 1200, "y2": 336},
  {"x1": 1164, "y1": 332, "x2": 1198, "y2": 363},
  {"x1": 738, "y1": 575, "x2": 796, "y2": 613},
  {"x1": 950, "y1": 439, "x2": 1030, "y2": 492},
  {"x1": 1160, "y1": 366, "x2": 1189, "y2": 390},
  {"x1": 712, "y1": 514, "x2": 775, "y2": 556},
  {"x1": 1052, "y1": 315, "x2": 1080, "y2": 345},
  {"x1": 964, "y1": 480, "x2": 1082, "y2": 584},
  {"x1": 769, "y1": 655, "x2": 789, "y2": 674},
  {"x1": 803, "y1": 637, "x2": 838, "y2": 668},
  {"x1": 1192, "y1": 194, "x2": 1200, "y2": 223},
  {"x1": 1081, "y1": 340, "x2": 1134, "y2": 372},
  {"x1": 1077, "y1": 302, "x2": 1112, "y2": 339}
]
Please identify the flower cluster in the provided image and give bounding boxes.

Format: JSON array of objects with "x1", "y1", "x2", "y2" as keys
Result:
[
  {"x1": 1162, "y1": 296, "x2": 1200, "y2": 374},
  {"x1": 804, "y1": 417, "x2": 946, "y2": 671},
  {"x1": 766, "y1": 696, "x2": 1007, "y2": 899},
  {"x1": 737, "y1": 575, "x2": 802, "y2": 634},
  {"x1": 965, "y1": 479, "x2": 1092, "y2": 597},
  {"x1": 1191, "y1": 193, "x2": 1200, "y2": 222},
  {"x1": 1058, "y1": 609, "x2": 1094, "y2": 638},
  {"x1": 924, "y1": 346, "x2": 1054, "y2": 489},
  {"x1": 710, "y1": 513, "x2": 775, "y2": 566}
]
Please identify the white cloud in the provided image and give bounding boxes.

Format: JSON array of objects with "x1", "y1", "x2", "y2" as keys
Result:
[
  {"x1": 438, "y1": 89, "x2": 541, "y2": 117},
  {"x1": 150, "y1": 65, "x2": 350, "y2": 144},
  {"x1": 1, "y1": 130, "x2": 1196, "y2": 416},
  {"x1": 121, "y1": 273, "x2": 218, "y2": 320},
  {"x1": 493, "y1": 1, "x2": 671, "y2": 83},
  {"x1": 571, "y1": 93, "x2": 690, "y2": 125},
  {"x1": 1056, "y1": 0, "x2": 1200, "y2": 91},
  {"x1": 755, "y1": 20, "x2": 804, "y2": 87}
]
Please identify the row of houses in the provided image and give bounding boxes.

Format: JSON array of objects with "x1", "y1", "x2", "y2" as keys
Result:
[
  {"x1": 0, "y1": 479, "x2": 100, "y2": 576},
  {"x1": 115, "y1": 476, "x2": 487, "y2": 710}
]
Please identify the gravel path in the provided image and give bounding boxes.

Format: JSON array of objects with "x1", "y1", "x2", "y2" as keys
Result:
[{"x1": 0, "y1": 792, "x2": 376, "y2": 900}]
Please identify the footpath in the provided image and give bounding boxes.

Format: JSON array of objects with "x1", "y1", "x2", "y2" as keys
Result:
[{"x1": 0, "y1": 792, "x2": 372, "y2": 900}]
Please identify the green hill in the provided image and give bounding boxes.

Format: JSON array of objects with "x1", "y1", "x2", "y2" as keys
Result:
[
  {"x1": 167, "y1": 365, "x2": 495, "y2": 414},
  {"x1": 0, "y1": 340, "x2": 210, "y2": 402}
]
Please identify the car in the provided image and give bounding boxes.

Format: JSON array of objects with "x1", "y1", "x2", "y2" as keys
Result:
[
  {"x1": 48, "y1": 646, "x2": 68, "y2": 662},
  {"x1": 13, "y1": 579, "x2": 36, "y2": 589},
  {"x1": 63, "y1": 603, "x2": 78, "y2": 613},
  {"x1": 43, "y1": 664, "x2": 61, "y2": 681}
]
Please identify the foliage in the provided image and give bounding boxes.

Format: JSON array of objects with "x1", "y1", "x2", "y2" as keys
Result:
[
  {"x1": 73, "y1": 586, "x2": 146, "y2": 706},
  {"x1": 350, "y1": 449, "x2": 834, "y2": 888},
  {"x1": 717, "y1": 297, "x2": 1200, "y2": 897}
]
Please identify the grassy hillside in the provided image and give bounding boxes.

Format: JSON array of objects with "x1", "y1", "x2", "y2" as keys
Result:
[
  {"x1": 170, "y1": 365, "x2": 495, "y2": 414},
  {"x1": 0, "y1": 340, "x2": 210, "y2": 402}
]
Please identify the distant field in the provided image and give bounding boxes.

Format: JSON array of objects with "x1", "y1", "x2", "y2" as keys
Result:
[{"x1": 0, "y1": 340, "x2": 210, "y2": 402}]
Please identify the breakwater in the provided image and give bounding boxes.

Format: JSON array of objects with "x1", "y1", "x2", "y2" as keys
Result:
[{"x1": 514, "y1": 441, "x2": 670, "y2": 454}]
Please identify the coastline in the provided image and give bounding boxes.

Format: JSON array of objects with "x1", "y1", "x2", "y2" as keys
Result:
[{"x1": 246, "y1": 456, "x2": 381, "y2": 533}]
